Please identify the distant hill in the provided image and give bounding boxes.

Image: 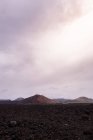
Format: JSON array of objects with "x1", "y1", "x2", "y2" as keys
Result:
[
  {"x1": 55, "y1": 96, "x2": 93, "y2": 104},
  {"x1": 21, "y1": 94, "x2": 56, "y2": 104},
  {"x1": 14, "y1": 97, "x2": 24, "y2": 101},
  {"x1": 54, "y1": 98, "x2": 68, "y2": 103},
  {"x1": 71, "y1": 97, "x2": 93, "y2": 103}
]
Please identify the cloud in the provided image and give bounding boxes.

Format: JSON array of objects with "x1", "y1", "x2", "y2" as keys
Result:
[
  {"x1": 0, "y1": 0, "x2": 93, "y2": 99},
  {"x1": 0, "y1": 0, "x2": 82, "y2": 48}
]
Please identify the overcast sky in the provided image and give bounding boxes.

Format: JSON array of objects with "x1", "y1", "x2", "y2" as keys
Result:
[{"x1": 0, "y1": 0, "x2": 93, "y2": 99}]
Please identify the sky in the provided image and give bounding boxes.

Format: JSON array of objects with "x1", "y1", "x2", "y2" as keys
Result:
[{"x1": 0, "y1": 0, "x2": 93, "y2": 99}]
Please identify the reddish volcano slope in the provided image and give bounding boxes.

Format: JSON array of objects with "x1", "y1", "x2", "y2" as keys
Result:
[{"x1": 21, "y1": 94, "x2": 56, "y2": 104}]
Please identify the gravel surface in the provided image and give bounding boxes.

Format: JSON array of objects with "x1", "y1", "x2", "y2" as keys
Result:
[{"x1": 0, "y1": 104, "x2": 93, "y2": 140}]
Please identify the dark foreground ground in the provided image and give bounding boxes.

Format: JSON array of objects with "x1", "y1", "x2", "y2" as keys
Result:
[{"x1": 0, "y1": 104, "x2": 93, "y2": 140}]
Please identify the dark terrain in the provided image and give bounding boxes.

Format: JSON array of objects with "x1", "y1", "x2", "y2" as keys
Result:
[{"x1": 0, "y1": 104, "x2": 93, "y2": 140}]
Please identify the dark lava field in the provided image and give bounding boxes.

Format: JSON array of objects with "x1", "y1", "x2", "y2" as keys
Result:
[{"x1": 0, "y1": 104, "x2": 93, "y2": 140}]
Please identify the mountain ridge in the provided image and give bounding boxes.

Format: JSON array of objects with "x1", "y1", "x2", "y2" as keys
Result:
[{"x1": 0, "y1": 95, "x2": 93, "y2": 104}]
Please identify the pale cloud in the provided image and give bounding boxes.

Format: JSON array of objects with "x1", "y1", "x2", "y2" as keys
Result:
[{"x1": 0, "y1": 0, "x2": 93, "y2": 99}]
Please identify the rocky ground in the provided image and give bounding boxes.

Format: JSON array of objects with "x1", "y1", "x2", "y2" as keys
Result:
[{"x1": 0, "y1": 104, "x2": 93, "y2": 140}]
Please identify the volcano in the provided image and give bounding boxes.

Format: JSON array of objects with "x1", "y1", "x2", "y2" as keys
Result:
[{"x1": 21, "y1": 94, "x2": 56, "y2": 104}]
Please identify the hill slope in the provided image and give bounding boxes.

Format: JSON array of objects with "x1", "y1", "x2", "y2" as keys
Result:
[
  {"x1": 21, "y1": 94, "x2": 56, "y2": 104},
  {"x1": 54, "y1": 96, "x2": 93, "y2": 104},
  {"x1": 14, "y1": 97, "x2": 24, "y2": 101},
  {"x1": 72, "y1": 97, "x2": 93, "y2": 103}
]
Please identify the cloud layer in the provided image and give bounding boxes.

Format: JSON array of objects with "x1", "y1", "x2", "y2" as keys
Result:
[{"x1": 0, "y1": 0, "x2": 93, "y2": 99}]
